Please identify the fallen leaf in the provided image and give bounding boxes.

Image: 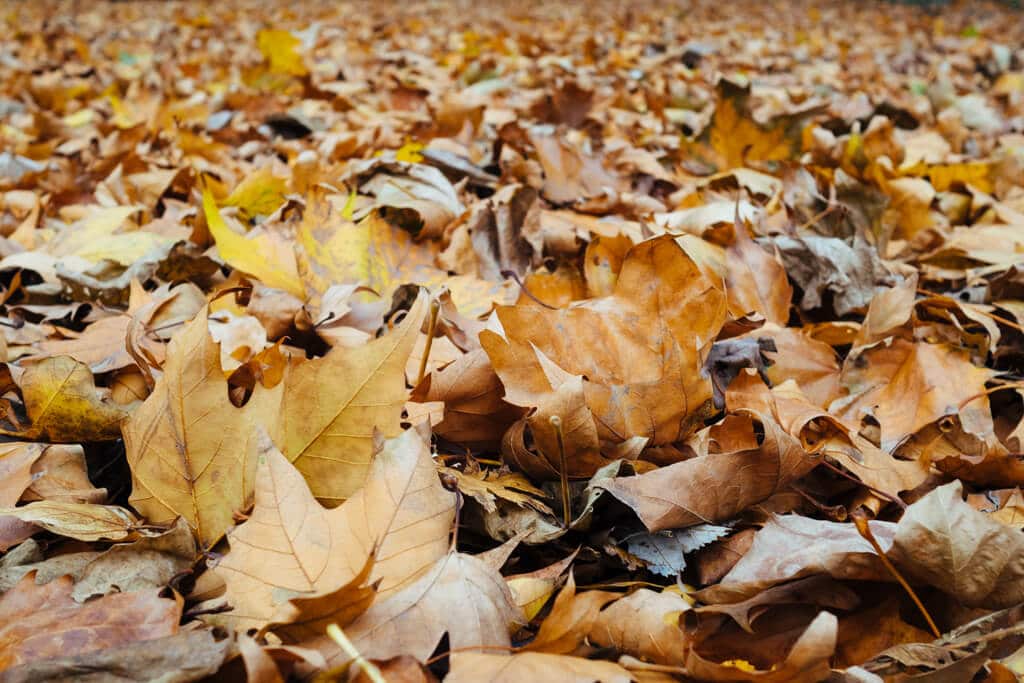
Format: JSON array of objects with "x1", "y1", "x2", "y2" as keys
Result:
[
  {"x1": 447, "y1": 652, "x2": 633, "y2": 683},
  {"x1": 277, "y1": 291, "x2": 426, "y2": 503},
  {"x1": 0, "y1": 356, "x2": 127, "y2": 442},
  {"x1": 207, "y1": 427, "x2": 453, "y2": 631},
  {"x1": 0, "y1": 572, "x2": 181, "y2": 670},
  {"x1": 123, "y1": 306, "x2": 283, "y2": 547}
]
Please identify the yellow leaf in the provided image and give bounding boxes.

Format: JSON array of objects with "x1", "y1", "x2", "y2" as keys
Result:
[
  {"x1": 277, "y1": 292, "x2": 428, "y2": 503},
  {"x1": 296, "y1": 192, "x2": 510, "y2": 314},
  {"x1": 0, "y1": 357, "x2": 127, "y2": 443},
  {"x1": 257, "y1": 29, "x2": 307, "y2": 76},
  {"x1": 394, "y1": 141, "x2": 425, "y2": 163},
  {"x1": 123, "y1": 307, "x2": 285, "y2": 547},
  {"x1": 223, "y1": 167, "x2": 288, "y2": 219},
  {"x1": 690, "y1": 79, "x2": 821, "y2": 171},
  {"x1": 202, "y1": 186, "x2": 304, "y2": 298}
]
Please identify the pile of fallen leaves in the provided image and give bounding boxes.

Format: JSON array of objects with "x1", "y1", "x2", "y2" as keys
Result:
[{"x1": 0, "y1": 0, "x2": 1023, "y2": 680}]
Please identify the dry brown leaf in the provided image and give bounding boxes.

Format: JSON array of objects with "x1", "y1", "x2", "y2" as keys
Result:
[
  {"x1": 525, "y1": 573, "x2": 617, "y2": 655},
  {"x1": 725, "y1": 223, "x2": 792, "y2": 325},
  {"x1": 831, "y1": 339, "x2": 995, "y2": 451},
  {"x1": 411, "y1": 348, "x2": 526, "y2": 451},
  {"x1": 0, "y1": 501, "x2": 140, "y2": 542},
  {"x1": 207, "y1": 427, "x2": 453, "y2": 631},
  {"x1": 588, "y1": 588, "x2": 691, "y2": 666},
  {"x1": 482, "y1": 235, "x2": 726, "y2": 455},
  {"x1": 447, "y1": 652, "x2": 634, "y2": 683},
  {"x1": 341, "y1": 551, "x2": 520, "y2": 665},
  {"x1": 0, "y1": 356, "x2": 127, "y2": 442},
  {"x1": 0, "y1": 572, "x2": 181, "y2": 671},
  {"x1": 597, "y1": 411, "x2": 817, "y2": 532},
  {"x1": 890, "y1": 481, "x2": 1024, "y2": 609},
  {"x1": 0, "y1": 628, "x2": 230, "y2": 683}
]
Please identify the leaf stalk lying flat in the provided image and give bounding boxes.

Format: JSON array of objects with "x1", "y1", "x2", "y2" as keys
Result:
[
  {"x1": 851, "y1": 509, "x2": 940, "y2": 638},
  {"x1": 326, "y1": 623, "x2": 386, "y2": 683}
]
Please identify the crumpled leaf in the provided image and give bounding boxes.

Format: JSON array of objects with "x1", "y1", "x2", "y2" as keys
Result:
[
  {"x1": 830, "y1": 338, "x2": 995, "y2": 452},
  {"x1": 0, "y1": 627, "x2": 230, "y2": 683},
  {"x1": 482, "y1": 235, "x2": 726, "y2": 456},
  {"x1": 772, "y1": 235, "x2": 898, "y2": 316},
  {"x1": 890, "y1": 481, "x2": 1024, "y2": 609},
  {"x1": 598, "y1": 411, "x2": 817, "y2": 532},
  {"x1": 588, "y1": 588, "x2": 692, "y2": 666},
  {"x1": 524, "y1": 573, "x2": 617, "y2": 655},
  {"x1": 0, "y1": 501, "x2": 140, "y2": 542}
]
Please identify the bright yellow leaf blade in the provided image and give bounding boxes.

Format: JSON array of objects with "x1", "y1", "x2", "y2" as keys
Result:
[
  {"x1": 202, "y1": 186, "x2": 304, "y2": 298},
  {"x1": 257, "y1": 29, "x2": 308, "y2": 76}
]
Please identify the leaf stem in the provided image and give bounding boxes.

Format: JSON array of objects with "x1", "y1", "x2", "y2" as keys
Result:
[
  {"x1": 326, "y1": 623, "x2": 385, "y2": 683},
  {"x1": 851, "y1": 509, "x2": 940, "y2": 638},
  {"x1": 415, "y1": 297, "x2": 441, "y2": 387},
  {"x1": 550, "y1": 415, "x2": 571, "y2": 528}
]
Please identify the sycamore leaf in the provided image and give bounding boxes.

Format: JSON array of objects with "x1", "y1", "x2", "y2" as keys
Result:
[
  {"x1": 525, "y1": 573, "x2": 617, "y2": 655},
  {"x1": 831, "y1": 339, "x2": 996, "y2": 451},
  {"x1": 277, "y1": 291, "x2": 426, "y2": 503},
  {"x1": 257, "y1": 29, "x2": 308, "y2": 76},
  {"x1": 588, "y1": 589, "x2": 691, "y2": 666},
  {"x1": 207, "y1": 427, "x2": 454, "y2": 632},
  {"x1": 688, "y1": 79, "x2": 823, "y2": 172},
  {"x1": 203, "y1": 186, "x2": 304, "y2": 298},
  {"x1": 342, "y1": 551, "x2": 520, "y2": 665},
  {"x1": 0, "y1": 356, "x2": 127, "y2": 442},
  {"x1": 482, "y1": 235, "x2": 726, "y2": 453},
  {"x1": 123, "y1": 306, "x2": 284, "y2": 547}
]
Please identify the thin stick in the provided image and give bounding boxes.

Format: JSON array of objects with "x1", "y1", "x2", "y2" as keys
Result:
[
  {"x1": 550, "y1": 415, "x2": 571, "y2": 527},
  {"x1": 852, "y1": 510, "x2": 940, "y2": 638},
  {"x1": 326, "y1": 623, "x2": 386, "y2": 683},
  {"x1": 415, "y1": 298, "x2": 441, "y2": 387}
]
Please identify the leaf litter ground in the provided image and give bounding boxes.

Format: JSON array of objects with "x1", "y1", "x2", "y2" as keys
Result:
[{"x1": 0, "y1": 0, "x2": 1022, "y2": 681}]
